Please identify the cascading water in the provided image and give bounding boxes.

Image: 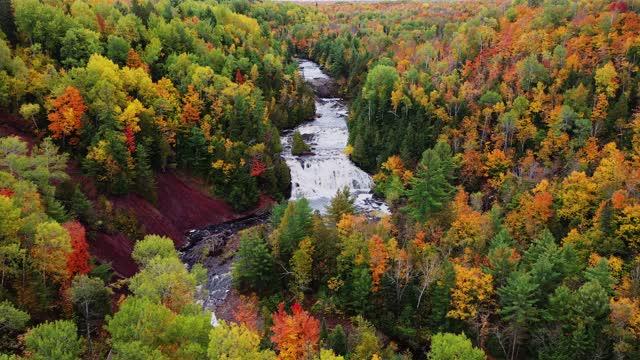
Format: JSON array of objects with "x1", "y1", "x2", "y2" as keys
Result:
[
  {"x1": 182, "y1": 59, "x2": 388, "y2": 320},
  {"x1": 281, "y1": 59, "x2": 388, "y2": 214}
]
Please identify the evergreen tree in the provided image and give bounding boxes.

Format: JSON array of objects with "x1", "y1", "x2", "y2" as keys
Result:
[
  {"x1": 271, "y1": 199, "x2": 313, "y2": 263},
  {"x1": 405, "y1": 141, "x2": 456, "y2": 222},
  {"x1": 0, "y1": 0, "x2": 17, "y2": 45},
  {"x1": 327, "y1": 186, "x2": 355, "y2": 224},
  {"x1": 233, "y1": 230, "x2": 276, "y2": 294},
  {"x1": 25, "y1": 320, "x2": 84, "y2": 360},
  {"x1": 328, "y1": 325, "x2": 348, "y2": 356},
  {"x1": 291, "y1": 130, "x2": 310, "y2": 155},
  {"x1": 0, "y1": 301, "x2": 29, "y2": 351},
  {"x1": 497, "y1": 271, "x2": 539, "y2": 360},
  {"x1": 133, "y1": 143, "x2": 157, "y2": 203}
]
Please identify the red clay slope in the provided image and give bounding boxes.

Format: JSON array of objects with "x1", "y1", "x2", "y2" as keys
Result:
[
  {"x1": 91, "y1": 172, "x2": 273, "y2": 278},
  {"x1": 1, "y1": 113, "x2": 273, "y2": 278}
]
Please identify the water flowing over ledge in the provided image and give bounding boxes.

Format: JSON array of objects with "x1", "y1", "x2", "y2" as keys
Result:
[
  {"x1": 181, "y1": 59, "x2": 388, "y2": 318},
  {"x1": 281, "y1": 59, "x2": 389, "y2": 214}
]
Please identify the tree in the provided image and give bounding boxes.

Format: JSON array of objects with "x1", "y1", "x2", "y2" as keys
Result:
[
  {"x1": 594, "y1": 61, "x2": 619, "y2": 98},
  {"x1": 106, "y1": 36, "x2": 131, "y2": 65},
  {"x1": 70, "y1": 275, "x2": 112, "y2": 356},
  {"x1": 291, "y1": 130, "x2": 310, "y2": 155},
  {"x1": 19, "y1": 103, "x2": 41, "y2": 130},
  {"x1": 0, "y1": 0, "x2": 17, "y2": 45},
  {"x1": 367, "y1": 234, "x2": 389, "y2": 292},
  {"x1": 270, "y1": 199, "x2": 313, "y2": 263},
  {"x1": 233, "y1": 230, "x2": 275, "y2": 293},
  {"x1": 129, "y1": 255, "x2": 198, "y2": 313},
  {"x1": 416, "y1": 248, "x2": 443, "y2": 309},
  {"x1": 181, "y1": 85, "x2": 203, "y2": 124},
  {"x1": 31, "y1": 221, "x2": 72, "y2": 283},
  {"x1": 107, "y1": 297, "x2": 210, "y2": 360},
  {"x1": 270, "y1": 302, "x2": 320, "y2": 360},
  {"x1": 497, "y1": 271, "x2": 539, "y2": 360},
  {"x1": 131, "y1": 234, "x2": 177, "y2": 267},
  {"x1": 327, "y1": 187, "x2": 355, "y2": 224},
  {"x1": 0, "y1": 301, "x2": 30, "y2": 350},
  {"x1": 290, "y1": 237, "x2": 314, "y2": 300},
  {"x1": 405, "y1": 141, "x2": 456, "y2": 222},
  {"x1": 25, "y1": 320, "x2": 84, "y2": 360},
  {"x1": 447, "y1": 264, "x2": 494, "y2": 321},
  {"x1": 208, "y1": 321, "x2": 276, "y2": 360},
  {"x1": 64, "y1": 222, "x2": 91, "y2": 277},
  {"x1": 47, "y1": 86, "x2": 88, "y2": 146},
  {"x1": 428, "y1": 333, "x2": 485, "y2": 360},
  {"x1": 328, "y1": 325, "x2": 348, "y2": 356},
  {"x1": 60, "y1": 28, "x2": 102, "y2": 68}
]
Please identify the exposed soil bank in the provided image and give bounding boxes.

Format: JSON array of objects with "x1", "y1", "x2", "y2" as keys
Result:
[
  {"x1": 0, "y1": 114, "x2": 274, "y2": 278},
  {"x1": 91, "y1": 174, "x2": 274, "y2": 277}
]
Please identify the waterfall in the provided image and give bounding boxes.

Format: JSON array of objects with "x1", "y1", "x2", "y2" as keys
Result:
[{"x1": 281, "y1": 59, "x2": 388, "y2": 214}]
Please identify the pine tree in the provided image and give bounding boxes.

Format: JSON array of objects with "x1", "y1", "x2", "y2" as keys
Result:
[
  {"x1": 327, "y1": 187, "x2": 355, "y2": 224},
  {"x1": 134, "y1": 143, "x2": 157, "y2": 203},
  {"x1": 405, "y1": 141, "x2": 456, "y2": 222},
  {"x1": 328, "y1": 325, "x2": 348, "y2": 356},
  {"x1": 291, "y1": 130, "x2": 310, "y2": 156},
  {"x1": 497, "y1": 271, "x2": 539, "y2": 360},
  {"x1": 0, "y1": 0, "x2": 17, "y2": 45},
  {"x1": 232, "y1": 231, "x2": 276, "y2": 294}
]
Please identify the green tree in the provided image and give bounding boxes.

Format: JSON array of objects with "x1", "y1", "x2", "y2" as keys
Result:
[
  {"x1": 328, "y1": 325, "x2": 348, "y2": 356},
  {"x1": 291, "y1": 130, "x2": 310, "y2": 155},
  {"x1": 233, "y1": 230, "x2": 276, "y2": 293},
  {"x1": 25, "y1": 320, "x2": 84, "y2": 360},
  {"x1": 70, "y1": 275, "x2": 113, "y2": 355},
  {"x1": 518, "y1": 55, "x2": 550, "y2": 90},
  {"x1": 327, "y1": 187, "x2": 355, "y2": 224},
  {"x1": 497, "y1": 271, "x2": 539, "y2": 360},
  {"x1": 270, "y1": 199, "x2": 313, "y2": 263},
  {"x1": 31, "y1": 221, "x2": 72, "y2": 283},
  {"x1": 131, "y1": 234, "x2": 177, "y2": 267},
  {"x1": 60, "y1": 28, "x2": 102, "y2": 68},
  {"x1": 0, "y1": 301, "x2": 29, "y2": 351},
  {"x1": 208, "y1": 320, "x2": 276, "y2": 360},
  {"x1": 405, "y1": 141, "x2": 456, "y2": 222},
  {"x1": 106, "y1": 35, "x2": 131, "y2": 65},
  {"x1": 428, "y1": 333, "x2": 485, "y2": 360},
  {"x1": 290, "y1": 237, "x2": 314, "y2": 300},
  {"x1": 107, "y1": 297, "x2": 210, "y2": 360}
]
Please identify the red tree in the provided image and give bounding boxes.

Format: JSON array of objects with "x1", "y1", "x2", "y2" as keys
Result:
[
  {"x1": 235, "y1": 69, "x2": 244, "y2": 85},
  {"x1": 124, "y1": 125, "x2": 136, "y2": 153},
  {"x1": 250, "y1": 158, "x2": 266, "y2": 177},
  {"x1": 0, "y1": 188, "x2": 14, "y2": 198},
  {"x1": 270, "y1": 302, "x2": 320, "y2": 360},
  {"x1": 64, "y1": 222, "x2": 92, "y2": 277}
]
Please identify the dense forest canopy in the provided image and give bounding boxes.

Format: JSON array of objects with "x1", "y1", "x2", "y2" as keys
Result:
[{"x1": 2, "y1": 0, "x2": 640, "y2": 359}]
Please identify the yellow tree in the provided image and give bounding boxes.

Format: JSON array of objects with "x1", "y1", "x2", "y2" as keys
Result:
[
  {"x1": 31, "y1": 221, "x2": 72, "y2": 284},
  {"x1": 447, "y1": 264, "x2": 494, "y2": 321}
]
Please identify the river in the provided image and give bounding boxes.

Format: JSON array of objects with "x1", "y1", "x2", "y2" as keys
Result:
[
  {"x1": 182, "y1": 59, "x2": 386, "y2": 319},
  {"x1": 281, "y1": 59, "x2": 388, "y2": 214}
]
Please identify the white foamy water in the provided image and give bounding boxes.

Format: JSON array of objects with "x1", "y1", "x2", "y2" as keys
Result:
[{"x1": 282, "y1": 59, "x2": 388, "y2": 214}]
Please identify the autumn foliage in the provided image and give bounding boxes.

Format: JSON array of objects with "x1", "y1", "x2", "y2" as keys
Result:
[
  {"x1": 64, "y1": 221, "x2": 91, "y2": 277},
  {"x1": 270, "y1": 302, "x2": 320, "y2": 360},
  {"x1": 47, "y1": 86, "x2": 88, "y2": 144}
]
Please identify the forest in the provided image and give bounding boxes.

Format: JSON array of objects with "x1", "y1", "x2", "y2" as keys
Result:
[{"x1": 2, "y1": 0, "x2": 640, "y2": 359}]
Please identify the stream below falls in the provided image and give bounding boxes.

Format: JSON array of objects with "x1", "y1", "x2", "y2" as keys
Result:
[{"x1": 181, "y1": 59, "x2": 388, "y2": 319}]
